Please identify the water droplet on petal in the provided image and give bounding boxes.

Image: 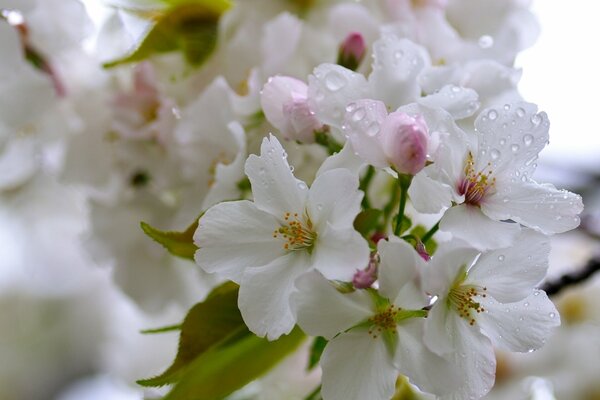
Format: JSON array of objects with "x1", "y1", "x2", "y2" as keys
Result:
[
  {"x1": 503, "y1": 104, "x2": 511, "y2": 111},
  {"x1": 297, "y1": 182, "x2": 307, "y2": 190},
  {"x1": 394, "y1": 50, "x2": 404, "y2": 59},
  {"x1": 516, "y1": 107, "x2": 526, "y2": 117},
  {"x1": 498, "y1": 255, "x2": 505, "y2": 261},
  {"x1": 523, "y1": 134, "x2": 534, "y2": 146},
  {"x1": 499, "y1": 139, "x2": 506, "y2": 145},
  {"x1": 351, "y1": 108, "x2": 366, "y2": 122},
  {"x1": 490, "y1": 149, "x2": 501, "y2": 159},
  {"x1": 487, "y1": 109, "x2": 498, "y2": 120},
  {"x1": 325, "y1": 71, "x2": 346, "y2": 91},
  {"x1": 346, "y1": 102, "x2": 357, "y2": 112},
  {"x1": 478, "y1": 35, "x2": 494, "y2": 49},
  {"x1": 549, "y1": 312, "x2": 556, "y2": 318},
  {"x1": 511, "y1": 144, "x2": 520, "y2": 153},
  {"x1": 531, "y1": 114, "x2": 542, "y2": 126},
  {"x1": 366, "y1": 122, "x2": 380, "y2": 137},
  {"x1": 502, "y1": 197, "x2": 509, "y2": 203}
]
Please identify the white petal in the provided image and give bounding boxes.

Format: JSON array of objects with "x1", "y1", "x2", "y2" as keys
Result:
[
  {"x1": 307, "y1": 168, "x2": 362, "y2": 231},
  {"x1": 368, "y1": 35, "x2": 427, "y2": 109},
  {"x1": 423, "y1": 299, "x2": 455, "y2": 356},
  {"x1": 466, "y1": 230, "x2": 550, "y2": 303},
  {"x1": 438, "y1": 318, "x2": 496, "y2": 400},
  {"x1": 483, "y1": 182, "x2": 583, "y2": 235},
  {"x1": 408, "y1": 166, "x2": 454, "y2": 214},
  {"x1": 423, "y1": 240, "x2": 479, "y2": 296},
  {"x1": 245, "y1": 134, "x2": 308, "y2": 217},
  {"x1": 417, "y1": 84, "x2": 480, "y2": 120},
  {"x1": 321, "y1": 331, "x2": 397, "y2": 400},
  {"x1": 201, "y1": 121, "x2": 246, "y2": 209},
  {"x1": 327, "y1": 3, "x2": 379, "y2": 44},
  {"x1": 418, "y1": 64, "x2": 462, "y2": 95},
  {"x1": 478, "y1": 290, "x2": 560, "y2": 353},
  {"x1": 291, "y1": 271, "x2": 374, "y2": 339},
  {"x1": 474, "y1": 102, "x2": 549, "y2": 180},
  {"x1": 378, "y1": 237, "x2": 427, "y2": 308},
  {"x1": 0, "y1": 136, "x2": 38, "y2": 191},
  {"x1": 316, "y1": 141, "x2": 366, "y2": 177},
  {"x1": 308, "y1": 63, "x2": 370, "y2": 129},
  {"x1": 312, "y1": 223, "x2": 370, "y2": 281},
  {"x1": 395, "y1": 319, "x2": 460, "y2": 397},
  {"x1": 194, "y1": 200, "x2": 284, "y2": 283},
  {"x1": 238, "y1": 253, "x2": 309, "y2": 340},
  {"x1": 439, "y1": 204, "x2": 521, "y2": 251},
  {"x1": 345, "y1": 99, "x2": 389, "y2": 168},
  {"x1": 260, "y1": 12, "x2": 302, "y2": 77}
]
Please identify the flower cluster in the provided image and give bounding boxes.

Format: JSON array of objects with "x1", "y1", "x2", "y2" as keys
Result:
[{"x1": 0, "y1": 0, "x2": 585, "y2": 399}]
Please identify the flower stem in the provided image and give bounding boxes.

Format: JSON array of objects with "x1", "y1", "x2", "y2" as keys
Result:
[
  {"x1": 421, "y1": 221, "x2": 440, "y2": 244},
  {"x1": 394, "y1": 174, "x2": 412, "y2": 236},
  {"x1": 359, "y1": 166, "x2": 375, "y2": 209},
  {"x1": 314, "y1": 129, "x2": 342, "y2": 154}
]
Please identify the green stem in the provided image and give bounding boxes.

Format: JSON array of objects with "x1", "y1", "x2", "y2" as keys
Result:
[
  {"x1": 421, "y1": 221, "x2": 440, "y2": 244},
  {"x1": 359, "y1": 166, "x2": 375, "y2": 209},
  {"x1": 314, "y1": 129, "x2": 342, "y2": 155},
  {"x1": 381, "y1": 179, "x2": 400, "y2": 232},
  {"x1": 394, "y1": 174, "x2": 412, "y2": 236}
]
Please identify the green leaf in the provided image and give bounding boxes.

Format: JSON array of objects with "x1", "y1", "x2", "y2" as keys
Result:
[
  {"x1": 307, "y1": 336, "x2": 327, "y2": 370},
  {"x1": 392, "y1": 214, "x2": 412, "y2": 236},
  {"x1": 140, "y1": 217, "x2": 199, "y2": 260},
  {"x1": 164, "y1": 326, "x2": 306, "y2": 400},
  {"x1": 103, "y1": 0, "x2": 231, "y2": 68},
  {"x1": 141, "y1": 323, "x2": 182, "y2": 334},
  {"x1": 353, "y1": 209, "x2": 383, "y2": 236},
  {"x1": 137, "y1": 282, "x2": 244, "y2": 386}
]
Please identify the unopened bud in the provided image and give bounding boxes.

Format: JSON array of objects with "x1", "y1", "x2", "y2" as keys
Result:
[
  {"x1": 352, "y1": 254, "x2": 378, "y2": 289},
  {"x1": 261, "y1": 76, "x2": 322, "y2": 143},
  {"x1": 381, "y1": 112, "x2": 428, "y2": 175},
  {"x1": 337, "y1": 32, "x2": 366, "y2": 71},
  {"x1": 415, "y1": 241, "x2": 431, "y2": 261}
]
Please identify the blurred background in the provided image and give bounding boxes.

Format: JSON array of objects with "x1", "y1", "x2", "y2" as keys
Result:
[{"x1": 1, "y1": 0, "x2": 599, "y2": 399}]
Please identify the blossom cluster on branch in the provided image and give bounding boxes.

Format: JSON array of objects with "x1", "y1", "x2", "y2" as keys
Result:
[{"x1": 0, "y1": 0, "x2": 586, "y2": 399}]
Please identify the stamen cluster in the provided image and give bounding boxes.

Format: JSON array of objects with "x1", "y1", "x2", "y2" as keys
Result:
[{"x1": 273, "y1": 212, "x2": 317, "y2": 251}]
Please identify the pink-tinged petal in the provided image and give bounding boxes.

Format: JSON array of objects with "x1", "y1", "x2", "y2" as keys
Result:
[
  {"x1": 321, "y1": 331, "x2": 397, "y2": 400},
  {"x1": 395, "y1": 319, "x2": 460, "y2": 397},
  {"x1": 312, "y1": 223, "x2": 370, "y2": 281},
  {"x1": 194, "y1": 200, "x2": 284, "y2": 283},
  {"x1": 408, "y1": 166, "x2": 454, "y2": 214},
  {"x1": 423, "y1": 240, "x2": 479, "y2": 296},
  {"x1": 483, "y1": 182, "x2": 583, "y2": 235},
  {"x1": 474, "y1": 102, "x2": 549, "y2": 180},
  {"x1": 478, "y1": 290, "x2": 560, "y2": 353},
  {"x1": 344, "y1": 99, "x2": 389, "y2": 168},
  {"x1": 466, "y1": 230, "x2": 550, "y2": 303},
  {"x1": 308, "y1": 63, "x2": 370, "y2": 129},
  {"x1": 316, "y1": 141, "x2": 366, "y2": 177},
  {"x1": 378, "y1": 237, "x2": 427, "y2": 308},
  {"x1": 245, "y1": 134, "x2": 308, "y2": 217},
  {"x1": 380, "y1": 111, "x2": 429, "y2": 175},
  {"x1": 260, "y1": 75, "x2": 321, "y2": 143},
  {"x1": 368, "y1": 35, "x2": 428, "y2": 109},
  {"x1": 238, "y1": 253, "x2": 309, "y2": 340},
  {"x1": 418, "y1": 84, "x2": 480, "y2": 120},
  {"x1": 291, "y1": 271, "x2": 374, "y2": 339},
  {"x1": 307, "y1": 168, "x2": 362, "y2": 231},
  {"x1": 439, "y1": 204, "x2": 521, "y2": 251}
]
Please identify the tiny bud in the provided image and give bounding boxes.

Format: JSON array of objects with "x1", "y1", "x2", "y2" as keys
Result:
[
  {"x1": 415, "y1": 241, "x2": 431, "y2": 261},
  {"x1": 352, "y1": 254, "x2": 378, "y2": 289},
  {"x1": 337, "y1": 32, "x2": 366, "y2": 71},
  {"x1": 370, "y1": 232, "x2": 387, "y2": 244},
  {"x1": 380, "y1": 112, "x2": 428, "y2": 175},
  {"x1": 261, "y1": 76, "x2": 322, "y2": 143}
]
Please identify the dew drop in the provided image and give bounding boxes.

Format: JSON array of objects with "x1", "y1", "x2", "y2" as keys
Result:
[
  {"x1": 487, "y1": 109, "x2": 498, "y2": 120},
  {"x1": 394, "y1": 49, "x2": 404, "y2": 59},
  {"x1": 549, "y1": 312, "x2": 556, "y2": 318},
  {"x1": 346, "y1": 102, "x2": 357, "y2": 113},
  {"x1": 297, "y1": 182, "x2": 307, "y2": 190},
  {"x1": 531, "y1": 114, "x2": 542, "y2": 126},
  {"x1": 366, "y1": 122, "x2": 380, "y2": 137},
  {"x1": 289, "y1": 165, "x2": 294, "y2": 172},
  {"x1": 503, "y1": 104, "x2": 511, "y2": 111},
  {"x1": 511, "y1": 144, "x2": 519, "y2": 153},
  {"x1": 524, "y1": 302, "x2": 529, "y2": 307},
  {"x1": 351, "y1": 108, "x2": 366, "y2": 122},
  {"x1": 523, "y1": 134, "x2": 534, "y2": 146},
  {"x1": 478, "y1": 35, "x2": 494, "y2": 49},
  {"x1": 316, "y1": 203, "x2": 323, "y2": 211},
  {"x1": 451, "y1": 85, "x2": 461, "y2": 93},
  {"x1": 490, "y1": 149, "x2": 501, "y2": 159},
  {"x1": 502, "y1": 197, "x2": 509, "y2": 203},
  {"x1": 516, "y1": 107, "x2": 526, "y2": 117},
  {"x1": 325, "y1": 71, "x2": 346, "y2": 92},
  {"x1": 498, "y1": 255, "x2": 505, "y2": 262},
  {"x1": 499, "y1": 138, "x2": 506, "y2": 145}
]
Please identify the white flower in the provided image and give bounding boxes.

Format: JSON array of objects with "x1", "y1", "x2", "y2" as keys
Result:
[
  {"x1": 409, "y1": 102, "x2": 583, "y2": 250},
  {"x1": 422, "y1": 230, "x2": 561, "y2": 400},
  {"x1": 194, "y1": 134, "x2": 369, "y2": 340},
  {"x1": 292, "y1": 238, "x2": 458, "y2": 400}
]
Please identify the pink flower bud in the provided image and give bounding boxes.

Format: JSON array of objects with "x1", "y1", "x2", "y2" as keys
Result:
[
  {"x1": 261, "y1": 76, "x2": 323, "y2": 143},
  {"x1": 337, "y1": 32, "x2": 366, "y2": 71},
  {"x1": 415, "y1": 241, "x2": 431, "y2": 261},
  {"x1": 380, "y1": 111, "x2": 428, "y2": 175},
  {"x1": 352, "y1": 254, "x2": 378, "y2": 289}
]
